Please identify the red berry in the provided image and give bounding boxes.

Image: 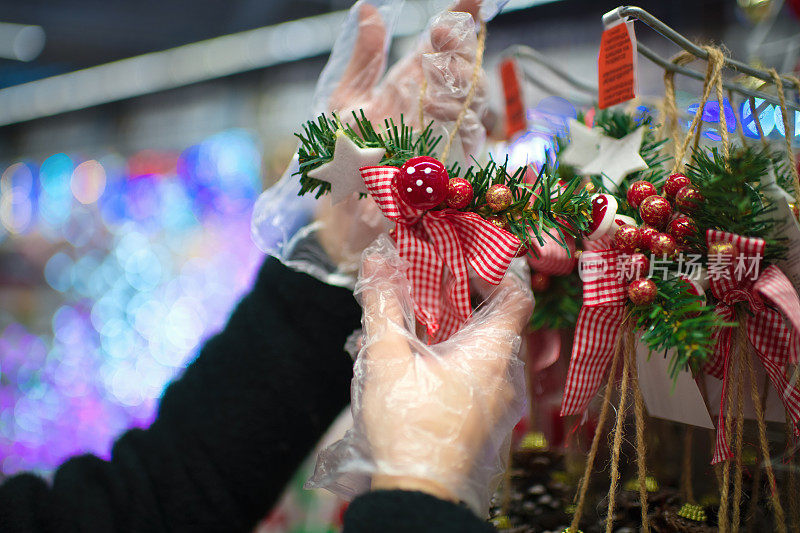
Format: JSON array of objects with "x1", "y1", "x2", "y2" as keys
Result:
[
  {"x1": 628, "y1": 278, "x2": 657, "y2": 306},
  {"x1": 639, "y1": 195, "x2": 672, "y2": 229},
  {"x1": 445, "y1": 178, "x2": 474, "y2": 209},
  {"x1": 668, "y1": 216, "x2": 696, "y2": 246},
  {"x1": 650, "y1": 233, "x2": 677, "y2": 258},
  {"x1": 613, "y1": 224, "x2": 640, "y2": 253},
  {"x1": 531, "y1": 272, "x2": 551, "y2": 292},
  {"x1": 628, "y1": 253, "x2": 650, "y2": 280},
  {"x1": 396, "y1": 156, "x2": 449, "y2": 210},
  {"x1": 638, "y1": 226, "x2": 660, "y2": 250},
  {"x1": 675, "y1": 185, "x2": 704, "y2": 213},
  {"x1": 663, "y1": 173, "x2": 691, "y2": 199},
  {"x1": 626, "y1": 180, "x2": 657, "y2": 208},
  {"x1": 486, "y1": 184, "x2": 513, "y2": 212}
]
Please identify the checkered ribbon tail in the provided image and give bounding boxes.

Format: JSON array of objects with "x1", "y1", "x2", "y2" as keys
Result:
[
  {"x1": 704, "y1": 230, "x2": 800, "y2": 464},
  {"x1": 527, "y1": 234, "x2": 577, "y2": 275},
  {"x1": 361, "y1": 166, "x2": 522, "y2": 342},
  {"x1": 560, "y1": 249, "x2": 627, "y2": 416}
]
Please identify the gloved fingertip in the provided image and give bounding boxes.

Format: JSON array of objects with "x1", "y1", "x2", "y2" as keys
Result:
[
  {"x1": 429, "y1": 11, "x2": 476, "y2": 53},
  {"x1": 449, "y1": 0, "x2": 481, "y2": 19},
  {"x1": 358, "y1": 1, "x2": 379, "y2": 21}
]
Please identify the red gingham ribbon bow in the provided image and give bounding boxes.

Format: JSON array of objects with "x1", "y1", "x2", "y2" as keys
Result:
[
  {"x1": 361, "y1": 165, "x2": 522, "y2": 342},
  {"x1": 560, "y1": 249, "x2": 627, "y2": 416},
  {"x1": 704, "y1": 230, "x2": 800, "y2": 464}
]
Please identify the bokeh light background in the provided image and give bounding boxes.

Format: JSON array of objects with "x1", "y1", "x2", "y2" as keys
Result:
[{"x1": 0, "y1": 129, "x2": 266, "y2": 476}]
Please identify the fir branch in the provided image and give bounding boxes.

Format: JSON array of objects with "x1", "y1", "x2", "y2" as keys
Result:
[
  {"x1": 631, "y1": 276, "x2": 729, "y2": 379},
  {"x1": 684, "y1": 145, "x2": 786, "y2": 263},
  {"x1": 452, "y1": 157, "x2": 592, "y2": 254},
  {"x1": 294, "y1": 111, "x2": 441, "y2": 198},
  {"x1": 529, "y1": 272, "x2": 582, "y2": 331}
]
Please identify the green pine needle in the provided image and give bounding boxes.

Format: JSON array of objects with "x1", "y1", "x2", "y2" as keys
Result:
[
  {"x1": 684, "y1": 145, "x2": 786, "y2": 263},
  {"x1": 630, "y1": 277, "x2": 730, "y2": 379},
  {"x1": 293, "y1": 110, "x2": 593, "y2": 254},
  {"x1": 294, "y1": 110, "x2": 441, "y2": 199},
  {"x1": 529, "y1": 272, "x2": 582, "y2": 331}
]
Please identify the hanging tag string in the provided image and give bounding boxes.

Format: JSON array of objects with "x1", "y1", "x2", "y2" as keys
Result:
[
  {"x1": 662, "y1": 51, "x2": 696, "y2": 152},
  {"x1": 671, "y1": 47, "x2": 727, "y2": 173},
  {"x1": 768, "y1": 69, "x2": 800, "y2": 207},
  {"x1": 440, "y1": 22, "x2": 486, "y2": 164},
  {"x1": 417, "y1": 21, "x2": 486, "y2": 164}
]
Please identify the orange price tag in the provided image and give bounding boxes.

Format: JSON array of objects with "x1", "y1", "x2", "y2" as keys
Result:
[
  {"x1": 597, "y1": 19, "x2": 637, "y2": 109},
  {"x1": 499, "y1": 58, "x2": 527, "y2": 140}
]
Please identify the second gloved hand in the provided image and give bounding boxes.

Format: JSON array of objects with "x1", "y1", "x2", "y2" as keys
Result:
[{"x1": 307, "y1": 236, "x2": 533, "y2": 515}]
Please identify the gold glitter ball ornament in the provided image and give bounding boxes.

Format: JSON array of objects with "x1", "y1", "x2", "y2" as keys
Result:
[
  {"x1": 708, "y1": 241, "x2": 739, "y2": 261},
  {"x1": 485, "y1": 184, "x2": 513, "y2": 212},
  {"x1": 486, "y1": 214, "x2": 508, "y2": 230}
]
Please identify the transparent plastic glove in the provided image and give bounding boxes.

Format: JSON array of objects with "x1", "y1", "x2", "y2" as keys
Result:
[
  {"x1": 252, "y1": 0, "x2": 503, "y2": 288},
  {"x1": 306, "y1": 235, "x2": 534, "y2": 515}
]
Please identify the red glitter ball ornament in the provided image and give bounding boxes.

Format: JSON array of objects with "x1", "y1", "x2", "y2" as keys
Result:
[
  {"x1": 628, "y1": 278, "x2": 657, "y2": 306},
  {"x1": 663, "y1": 173, "x2": 691, "y2": 199},
  {"x1": 675, "y1": 185, "x2": 704, "y2": 213},
  {"x1": 486, "y1": 184, "x2": 514, "y2": 212},
  {"x1": 650, "y1": 233, "x2": 677, "y2": 258},
  {"x1": 396, "y1": 156, "x2": 449, "y2": 210},
  {"x1": 638, "y1": 225, "x2": 660, "y2": 250},
  {"x1": 445, "y1": 177, "x2": 474, "y2": 209},
  {"x1": 613, "y1": 224, "x2": 640, "y2": 253},
  {"x1": 668, "y1": 216, "x2": 696, "y2": 246},
  {"x1": 628, "y1": 253, "x2": 650, "y2": 280},
  {"x1": 531, "y1": 272, "x2": 551, "y2": 292},
  {"x1": 639, "y1": 195, "x2": 672, "y2": 229},
  {"x1": 626, "y1": 180, "x2": 657, "y2": 208}
]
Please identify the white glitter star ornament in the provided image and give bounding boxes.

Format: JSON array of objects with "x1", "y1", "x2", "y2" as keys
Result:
[
  {"x1": 559, "y1": 118, "x2": 648, "y2": 192},
  {"x1": 307, "y1": 131, "x2": 386, "y2": 204}
]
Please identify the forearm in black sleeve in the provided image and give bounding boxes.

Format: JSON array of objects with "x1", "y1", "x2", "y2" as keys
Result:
[
  {"x1": 343, "y1": 490, "x2": 496, "y2": 533},
  {"x1": 0, "y1": 257, "x2": 361, "y2": 533}
]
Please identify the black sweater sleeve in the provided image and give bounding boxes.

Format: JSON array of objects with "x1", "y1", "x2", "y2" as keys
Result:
[
  {"x1": 343, "y1": 491, "x2": 496, "y2": 533},
  {"x1": 0, "y1": 257, "x2": 362, "y2": 533}
]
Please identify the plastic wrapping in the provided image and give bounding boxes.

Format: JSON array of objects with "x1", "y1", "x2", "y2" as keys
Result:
[
  {"x1": 306, "y1": 235, "x2": 533, "y2": 515},
  {"x1": 251, "y1": 0, "x2": 504, "y2": 289}
]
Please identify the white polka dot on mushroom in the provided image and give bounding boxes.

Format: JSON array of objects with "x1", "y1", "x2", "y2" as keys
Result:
[
  {"x1": 416, "y1": 179, "x2": 423, "y2": 186},
  {"x1": 426, "y1": 187, "x2": 433, "y2": 194},
  {"x1": 406, "y1": 167, "x2": 415, "y2": 174},
  {"x1": 407, "y1": 188, "x2": 413, "y2": 193},
  {"x1": 424, "y1": 167, "x2": 431, "y2": 174}
]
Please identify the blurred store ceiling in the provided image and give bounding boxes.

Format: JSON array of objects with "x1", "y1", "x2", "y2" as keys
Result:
[
  {"x1": 0, "y1": 0, "x2": 763, "y2": 132},
  {"x1": 0, "y1": 0, "x2": 727, "y2": 88},
  {"x1": 0, "y1": 0, "x2": 337, "y2": 87}
]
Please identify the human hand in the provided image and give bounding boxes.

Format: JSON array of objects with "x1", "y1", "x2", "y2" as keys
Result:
[
  {"x1": 316, "y1": 0, "x2": 489, "y2": 272},
  {"x1": 350, "y1": 236, "x2": 533, "y2": 513}
]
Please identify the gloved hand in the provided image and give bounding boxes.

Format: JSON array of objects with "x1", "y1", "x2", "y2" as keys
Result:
[
  {"x1": 253, "y1": 0, "x2": 496, "y2": 287},
  {"x1": 307, "y1": 235, "x2": 534, "y2": 515}
]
